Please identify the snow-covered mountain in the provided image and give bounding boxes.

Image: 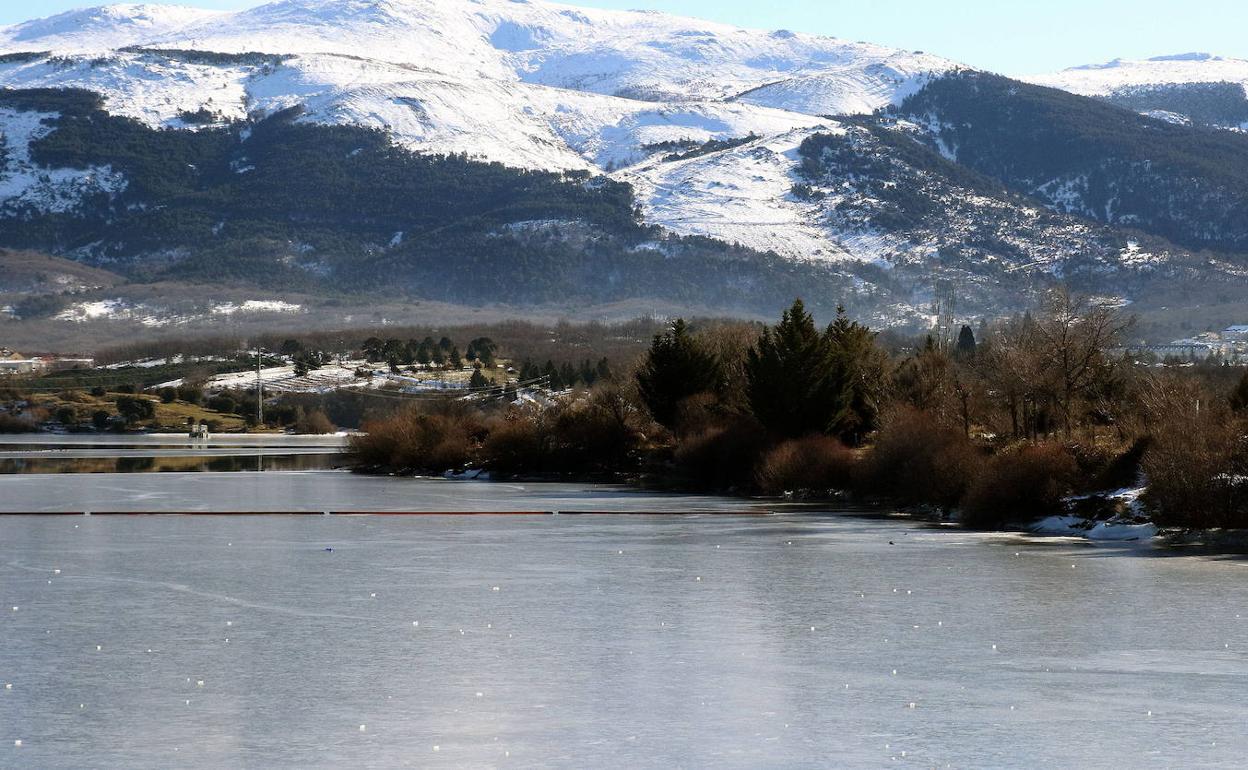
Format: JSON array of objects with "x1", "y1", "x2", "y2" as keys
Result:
[
  {"x1": 0, "y1": 0, "x2": 959, "y2": 263},
  {"x1": 1027, "y1": 53, "x2": 1248, "y2": 129},
  {"x1": 1028, "y1": 53, "x2": 1248, "y2": 96},
  {"x1": 0, "y1": 1, "x2": 1245, "y2": 324}
]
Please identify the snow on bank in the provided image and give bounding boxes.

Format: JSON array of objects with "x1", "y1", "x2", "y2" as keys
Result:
[
  {"x1": 1030, "y1": 516, "x2": 1159, "y2": 542},
  {"x1": 1028, "y1": 488, "x2": 1157, "y2": 541}
]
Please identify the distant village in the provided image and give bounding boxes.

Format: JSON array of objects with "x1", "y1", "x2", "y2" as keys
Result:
[{"x1": 1119, "y1": 324, "x2": 1248, "y2": 362}]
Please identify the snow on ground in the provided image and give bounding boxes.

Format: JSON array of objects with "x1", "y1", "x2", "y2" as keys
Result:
[
  {"x1": 735, "y1": 54, "x2": 954, "y2": 115},
  {"x1": 1029, "y1": 488, "x2": 1157, "y2": 541},
  {"x1": 0, "y1": 4, "x2": 224, "y2": 54},
  {"x1": 0, "y1": 108, "x2": 128, "y2": 214},
  {"x1": 617, "y1": 126, "x2": 854, "y2": 261},
  {"x1": 53, "y1": 297, "x2": 305, "y2": 326},
  {"x1": 1025, "y1": 52, "x2": 1248, "y2": 96},
  {"x1": 1030, "y1": 515, "x2": 1159, "y2": 542},
  {"x1": 212, "y1": 300, "x2": 302, "y2": 315}
]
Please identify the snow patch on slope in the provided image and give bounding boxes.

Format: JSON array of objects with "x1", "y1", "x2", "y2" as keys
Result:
[
  {"x1": 0, "y1": 108, "x2": 128, "y2": 214},
  {"x1": 617, "y1": 127, "x2": 850, "y2": 261}
]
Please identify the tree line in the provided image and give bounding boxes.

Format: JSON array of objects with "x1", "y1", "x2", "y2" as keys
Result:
[{"x1": 351, "y1": 293, "x2": 1248, "y2": 532}]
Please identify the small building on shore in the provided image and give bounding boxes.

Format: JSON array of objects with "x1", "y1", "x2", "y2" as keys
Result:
[{"x1": 0, "y1": 349, "x2": 43, "y2": 375}]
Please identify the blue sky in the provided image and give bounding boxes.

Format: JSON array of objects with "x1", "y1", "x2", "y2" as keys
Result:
[{"x1": 5, "y1": 0, "x2": 1246, "y2": 74}]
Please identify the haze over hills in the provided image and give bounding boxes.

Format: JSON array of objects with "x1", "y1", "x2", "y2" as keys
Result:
[{"x1": 1, "y1": 0, "x2": 1247, "y2": 345}]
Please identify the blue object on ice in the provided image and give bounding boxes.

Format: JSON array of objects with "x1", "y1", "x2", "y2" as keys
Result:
[{"x1": 324, "y1": 547, "x2": 334, "y2": 552}]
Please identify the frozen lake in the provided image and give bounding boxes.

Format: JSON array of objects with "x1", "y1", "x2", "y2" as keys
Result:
[{"x1": 3, "y1": 495, "x2": 1248, "y2": 767}]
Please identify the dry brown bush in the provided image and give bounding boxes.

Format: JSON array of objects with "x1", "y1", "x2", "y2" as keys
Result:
[
  {"x1": 350, "y1": 403, "x2": 482, "y2": 471},
  {"x1": 673, "y1": 418, "x2": 769, "y2": 491},
  {"x1": 861, "y1": 407, "x2": 978, "y2": 509},
  {"x1": 754, "y1": 435, "x2": 857, "y2": 495},
  {"x1": 960, "y1": 442, "x2": 1078, "y2": 529},
  {"x1": 1142, "y1": 414, "x2": 1248, "y2": 529},
  {"x1": 294, "y1": 408, "x2": 336, "y2": 435}
]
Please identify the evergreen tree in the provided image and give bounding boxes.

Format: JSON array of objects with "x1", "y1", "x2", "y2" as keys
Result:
[
  {"x1": 956, "y1": 324, "x2": 978, "y2": 357},
  {"x1": 469, "y1": 368, "x2": 489, "y2": 389},
  {"x1": 450, "y1": 346, "x2": 462, "y2": 369},
  {"x1": 544, "y1": 360, "x2": 563, "y2": 390},
  {"x1": 635, "y1": 318, "x2": 722, "y2": 429},
  {"x1": 746, "y1": 299, "x2": 839, "y2": 439},
  {"x1": 362, "y1": 337, "x2": 384, "y2": 363},
  {"x1": 744, "y1": 300, "x2": 882, "y2": 441},
  {"x1": 595, "y1": 357, "x2": 612, "y2": 381},
  {"x1": 825, "y1": 305, "x2": 885, "y2": 443},
  {"x1": 415, "y1": 342, "x2": 432, "y2": 366},
  {"x1": 469, "y1": 337, "x2": 498, "y2": 367}
]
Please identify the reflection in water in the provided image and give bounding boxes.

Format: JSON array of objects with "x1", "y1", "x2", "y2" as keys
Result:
[{"x1": 0, "y1": 453, "x2": 344, "y2": 474}]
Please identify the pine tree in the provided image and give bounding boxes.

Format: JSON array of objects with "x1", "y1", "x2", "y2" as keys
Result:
[
  {"x1": 825, "y1": 305, "x2": 885, "y2": 443},
  {"x1": 469, "y1": 368, "x2": 489, "y2": 389},
  {"x1": 745, "y1": 300, "x2": 835, "y2": 438},
  {"x1": 415, "y1": 342, "x2": 432, "y2": 365},
  {"x1": 450, "y1": 346, "x2": 462, "y2": 369},
  {"x1": 635, "y1": 319, "x2": 722, "y2": 429},
  {"x1": 956, "y1": 325, "x2": 978, "y2": 357}
]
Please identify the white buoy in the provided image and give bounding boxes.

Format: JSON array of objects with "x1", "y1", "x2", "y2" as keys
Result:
[
  {"x1": 54, "y1": 569, "x2": 61, "y2": 574},
  {"x1": 196, "y1": 680, "x2": 204, "y2": 687},
  {"x1": 433, "y1": 745, "x2": 440, "y2": 752},
  {"x1": 95, "y1": 645, "x2": 101, "y2": 651},
  {"x1": 359, "y1": 725, "x2": 366, "y2": 732},
  {"x1": 370, "y1": 593, "x2": 376, "y2": 599},
  {"x1": 492, "y1": 586, "x2": 500, "y2": 591},
  {"x1": 412, "y1": 621, "x2": 419, "y2": 627},
  {"x1": 4, "y1": 683, "x2": 10, "y2": 690},
  {"x1": 475, "y1": 692, "x2": 484, "y2": 698},
  {"x1": 14, "y1": 740, "x2": 20, "y2": 747}
]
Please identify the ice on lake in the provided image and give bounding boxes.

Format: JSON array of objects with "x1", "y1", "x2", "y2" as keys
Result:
[{"x1": 2, "y1": 490, "x2": 1248, "y2": 767}]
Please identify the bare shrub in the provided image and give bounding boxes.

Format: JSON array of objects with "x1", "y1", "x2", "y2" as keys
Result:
[
  {"x1": 481, "y1": 411, "x2": 544, "y2": 473},
  {"x1": 961, "y1": 442, "x2": 1078, "y2": 529},
  {"x1": 1142, "y1": 415, "x2": 1248, "y2": 529},
  {"x1": 294, "y1": 408, "x2": 336, "y2": 435},
  {"x1": 673, "y1": 417, "x2": 768, "y2": 491},
  {"x1": 862, "y1": 407, "x2": 977, "y2": 509},
  {"x1": 350, "y1": 403, "x2": 482, "y2": 471},
  {"x1": 0, "y1": 411, "x2": 40, "y2": 433},
  {"x1": 754, "y1": 435, "x2": 857, "y2": 495}
]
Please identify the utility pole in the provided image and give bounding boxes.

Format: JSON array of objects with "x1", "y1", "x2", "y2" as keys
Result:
[{"x1": 255, "y1": 348, "x2": 263, "y2": 426}]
